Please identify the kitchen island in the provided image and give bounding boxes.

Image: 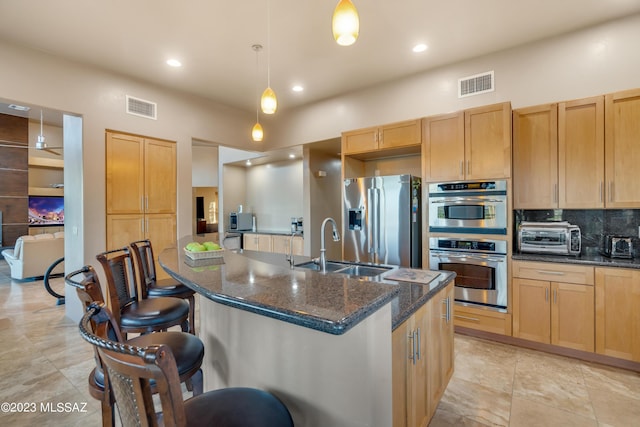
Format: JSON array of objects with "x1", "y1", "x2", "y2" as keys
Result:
[{"x1": 159, "y1": 237, "x2": 455, "y2": 427}]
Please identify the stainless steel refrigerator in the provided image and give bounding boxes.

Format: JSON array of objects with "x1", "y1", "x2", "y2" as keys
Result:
[{"x1": 343, "y1": 174, "x2": 421, "y2": 268}]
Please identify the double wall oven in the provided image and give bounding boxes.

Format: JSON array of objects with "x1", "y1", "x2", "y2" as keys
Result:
[{"x1": 427, "y1": 180, "x2": 508, "y2": 310}]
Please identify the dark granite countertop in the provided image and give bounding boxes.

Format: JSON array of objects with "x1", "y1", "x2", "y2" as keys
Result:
[
  {"x1": 512, "y1": 249, "x2": 640, "y2": 269},
  {"x1": 159, "y1": 237, "x2": 454, "y2": 335}
]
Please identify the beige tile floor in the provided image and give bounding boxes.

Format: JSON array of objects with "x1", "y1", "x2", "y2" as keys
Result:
[{"x1": 0, "y1": 259, "x2": 639, "y2": 427}]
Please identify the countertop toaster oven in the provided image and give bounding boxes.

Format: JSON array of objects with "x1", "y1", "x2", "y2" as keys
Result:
[{"x1": 517, "y1": 221, "x2": 581, "y2": 256}]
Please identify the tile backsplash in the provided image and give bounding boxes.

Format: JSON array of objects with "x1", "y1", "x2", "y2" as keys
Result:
[{"x1": 514, "y1": 209, "x2": 640, "y2": 256}]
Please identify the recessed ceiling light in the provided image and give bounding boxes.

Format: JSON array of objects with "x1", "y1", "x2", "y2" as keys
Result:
[
  {"x1": 166, "y1": 59, "x2": 182, "y2": 67},
  {"x1": 412, "y1": 44, "x2": 428, "y2": 53},
  {"x1": 8, "y1": 104, "x2": 30, "y2": 111},
  {"x1": 292, "y1": 85, "x2": 304, "y2": 92},
  {"x1": 246, "y1": 160, "x2": 252, "y2": 166},
  {"x1": 289, "y1": 153, "x2": 295, "y2": 159}
]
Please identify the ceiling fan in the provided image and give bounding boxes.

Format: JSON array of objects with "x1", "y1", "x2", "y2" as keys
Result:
[{"x1": 0, "y1": 110, "x2": 63, "y2": 155}]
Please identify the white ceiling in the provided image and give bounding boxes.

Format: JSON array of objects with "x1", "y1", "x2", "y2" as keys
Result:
[{"x1": 1, "y1": 1, "x2": 640, "y2": 116}]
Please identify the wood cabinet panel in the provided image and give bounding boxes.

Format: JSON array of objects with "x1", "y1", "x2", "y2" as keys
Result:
[
  {"x1": 271, "y1": 235, "x2": 303, "y2": 255},
  {"x1": 145, "y1": 139, "x2": 177, "y2": 214},
  {"x1": 393, "y1": 282, "x2": 454, "y2": 427},
  {"x1": 106, "y1": 132, "x2": 145, "y2": 215},
  {"x1": 513, "y1": 104, "x2": 558, "y2": 209},
  {"x1": 464, "y1": 102, "x2": 512, "y2": 180},
  {"x1": 551, "y1": 282, "x2": 594, "y2": 351},
  {"x1": 511, "y1": 260, "x2": 594, "y2": 285},
  {"x1": 379, "y1": 120, "x2": 421, "y2": 150},
  {"x1": 453, "y1": 304, "x2": 512, "y2": 335},
  {"x1": 106, "y1": 214, "x2": 145, "y2": 250},
  {"x1": 605, "y1": 88, "x2": 640, "y2": 208},
  {"x1": 513, "y1": 261, "x2": 595, "y2": 351},
  {"x1": 513, "y1": 278, "x2": 551, "y2": 343},
  {"x1": 595, "y1": 267, "x2": 640, "y2": 362},
  {"x1": 342, "y1": 127, "x2": 378, "y2": 154},
  {"x1": 422, "y1": 111, "x2": 465, "y2": 182},
  {"x1": 558, "y1": 96, "x2": 604, "y2": 208}
]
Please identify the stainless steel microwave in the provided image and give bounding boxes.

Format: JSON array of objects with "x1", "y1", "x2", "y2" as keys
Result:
[
  {"x1": 229, "y1": 212, "x2": 253, "y2": 231},
  {"x1": 428, "y1": 180, "x2": 508, "y2": 235}
]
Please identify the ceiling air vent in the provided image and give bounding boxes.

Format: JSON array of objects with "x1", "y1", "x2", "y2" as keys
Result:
[
  {"x1": 126, "y1": 95, "x2": 157, "y2": 120},
  {"x1": 458, "y1": 71, "x2": 494, "y2": 98}
]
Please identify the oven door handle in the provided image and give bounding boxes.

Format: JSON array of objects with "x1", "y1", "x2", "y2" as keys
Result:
[
  {"x1": 430, "y1": 197, "x2": 505, "y2": 204},
  {"x1": 431, "y1": 253, "x2": 506, "y2": 263}
]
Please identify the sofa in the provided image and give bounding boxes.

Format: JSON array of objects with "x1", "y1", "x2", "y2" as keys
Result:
[{"x1": 1, "y1": 232, "x2": 65, "y2": 280}]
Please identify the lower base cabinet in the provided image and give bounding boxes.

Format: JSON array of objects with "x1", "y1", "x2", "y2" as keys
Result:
[
  {"x1": 595, "y1": 267, "x2": 640, "y2": 362},
  {"x1": 453, "y1": 304, "x2": 512, "y2": 336},
  {"x1": 392, "y1": 281, "x2": 454, "y2": 427},
  {"x1": 512, "y1": 261, "x2": 595, "y2": 352},
  {"x1": 243, "y1": 233, "x2": 304, "y2": 255}
]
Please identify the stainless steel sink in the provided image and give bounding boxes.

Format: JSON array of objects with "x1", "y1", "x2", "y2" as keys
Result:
[{"x1": 294, "y1": 260, "x2": 393, "y2": 277}]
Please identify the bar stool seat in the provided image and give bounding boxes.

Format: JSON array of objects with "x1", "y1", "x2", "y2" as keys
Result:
[
  {"x1": 119, "y1": 297, "x2": 189, "y2": 331},
  {"x1": 184, "y1": 387, "x2": 295, "y2": 427},
  {"x1": 131, "y1": 239, "x2": 196, "y2": 334}
]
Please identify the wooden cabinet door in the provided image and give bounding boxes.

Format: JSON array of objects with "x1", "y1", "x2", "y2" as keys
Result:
[
  {"x1": 106, "y1": 132, "x2": 144, "y2": 214},
  {"x1": 106, "y1": 214, "x2": 145, "y2": 251},
  {"x1": 422, "y1": 112, "x2": 465, "y2": 182},
  {"x1": 379, "y1": 119, "x2": 421, "y2": 150},
  {"x1": 391, "y1": 321, "x2": 409, "y2": 427},
  {"x1": 243, "y1": 234, "x2": 259, "y2": 251},
  {"x1": 342, "y1": 127, "x2": 378, "y2": 154},
  {"x1": 605, "y1": 88, "x2": 640, "y2": 208},
  {"x1": 427, "y1": 283, "x2": 454, "y2": 419},
  {"x1": 595, "y1": 267, "x2": 640, "y2": 361},
  {"x1": 144, "y1": 138, "x2": 176, "y2": 214},
  {"x1": 408, "y1": 304, "x2": 429, "y2": 427},
  {"x1": 464, "y1": 102, "x2": 512, "y2": 180},
  {"x1": 513, "y1": 278, "x2": 550, "y2": 344},
  {"x1": 512, "y1": 104, "x2": 558, "y2": 209},
  {"x1": 146, "y1": 213, "x2": 177, "y2": 280},
  {"x1": 558, "y1": 96, "x2": 604, "y2": 208},
  {"x1": 551, "y1": 282, "x2": 594, "y2": 352}
]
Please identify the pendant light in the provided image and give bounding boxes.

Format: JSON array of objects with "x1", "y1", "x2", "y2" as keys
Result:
[
  {"x1": 332, "y1": 0, "x2": 359, "y2": 46},
  {"x1": 252, "y1": 45, "x2": 264, "y2": 142},
  {"x1": 261, "y1": 0, "x2": 277, "y2": 114}
]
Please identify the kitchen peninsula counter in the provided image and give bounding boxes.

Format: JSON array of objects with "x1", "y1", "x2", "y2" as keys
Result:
[{"x1": 158, "y1": 237, "x2": 455, "y2": 427}]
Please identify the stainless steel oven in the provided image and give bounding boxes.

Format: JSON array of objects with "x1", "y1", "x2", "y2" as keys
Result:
[
  {"x1": 428, "y1": 180, "x2": 507, "y2": 235},
  {"x1": 429, "y1": 237, "x2": 507, "y2": 309}
]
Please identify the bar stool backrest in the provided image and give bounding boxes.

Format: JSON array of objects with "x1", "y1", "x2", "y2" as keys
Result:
[
  {"x1": 130, "y1": 239, "x2": 157, "y2": 299},
  {"x1": 96, "y1": 247, "x2": 140, "y2": 326}
]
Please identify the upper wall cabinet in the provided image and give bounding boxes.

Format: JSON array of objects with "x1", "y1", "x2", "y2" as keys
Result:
[
  {"x1": 512, "y1": 103, "x2": 558, "y2": 209},
  {"x1": 423, "y1": 102, "x2": 512, "y2": 182},
  {"x1": 514, "y1": 96, "x2": 604, "y2": 209},
  {"x1": 605, "y1": 88, "x2": 640, "y2": 208},
  {"x1": 342, "y1": 119, "x2": 421, "y2": 156},
  {"x1": 513, "y1": 90, "x2": 640, "y2": 209}
]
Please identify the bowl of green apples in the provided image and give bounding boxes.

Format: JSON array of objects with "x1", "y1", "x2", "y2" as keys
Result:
[{"x1": 184, "y1": 241, "x2": 224, "y2": 260}]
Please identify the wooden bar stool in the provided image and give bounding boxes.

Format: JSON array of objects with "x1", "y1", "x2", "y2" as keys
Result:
[
  {"x1": 96, "y1": 247, "x2": 190, "y2": 337},
  {"x1": 130, "y1": 239, "x2": 196, "y2": 334},
  {"x1": 79, "y1": 303, "x2": 294, "y2": 427},
  {"x1": 66, "y1": 266, "x2": 205, "y2": 427}
]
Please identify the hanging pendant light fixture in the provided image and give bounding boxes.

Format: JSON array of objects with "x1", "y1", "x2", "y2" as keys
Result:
[
  {"x1": 252, "y1": 44, "x2": 264, "y2": 142},
  {"x1": 332, "y1": 0, "x2": 359, "y2": 46},
  {"x1": 261, "y1": 0, "x2": 277, "y2": 114}
]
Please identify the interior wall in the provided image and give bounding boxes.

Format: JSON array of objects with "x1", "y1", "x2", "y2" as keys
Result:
[
  {"x1": 268, "y1": 13, "x2": 640, "y2": 149},
  {"x1": 305, "y1": 147, "x2": 342, "y2": 259},
  {"x1": 222, "y1": 165, "x2": 247, "y2": 229},
  {"x1": 245, "y1": 160, "x2": 303, "y2": 232},
  {"x1": 192, "y1": 145, "x2": 219, "y2": 187}
]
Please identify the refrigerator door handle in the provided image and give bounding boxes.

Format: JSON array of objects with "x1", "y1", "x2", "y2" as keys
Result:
[
  {"x1": 373, "y1": 187, "x2": 380, "y2": 263},
  {"x1": 367, "y1": 188, "x2": 374, "y2": 259}
]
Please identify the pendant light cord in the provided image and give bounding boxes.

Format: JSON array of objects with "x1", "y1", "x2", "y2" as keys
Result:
[{"x1": 266, "y1": 0, "x2": 271, "y2": 88}]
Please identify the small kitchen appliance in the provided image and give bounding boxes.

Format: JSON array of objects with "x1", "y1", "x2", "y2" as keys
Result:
[
  {"x1": 601, "y1": 235, "x2": 633, "y2": 259},
  {"x1": 229, "y1": 212, "x2": 253, "y2": 231},
  {"x1": 517, "y1": 221, "x2": 581, "y2": 255}
]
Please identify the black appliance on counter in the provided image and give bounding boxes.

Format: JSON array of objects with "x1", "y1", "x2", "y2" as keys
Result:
[{"x1": 601, "y1": 235, "x2": 633, "y2": 259}]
